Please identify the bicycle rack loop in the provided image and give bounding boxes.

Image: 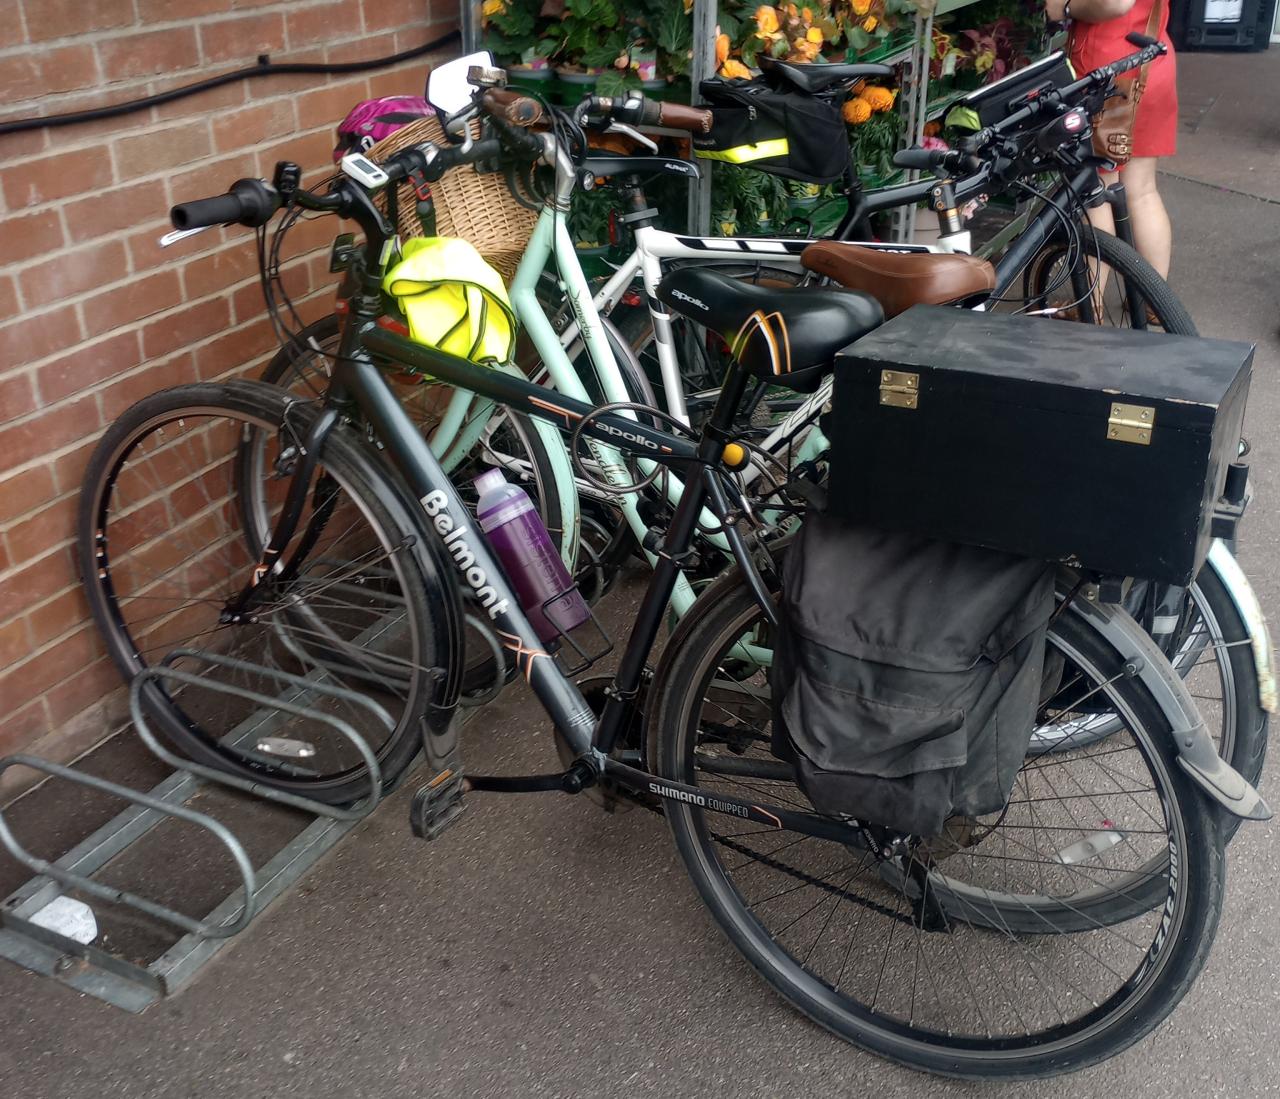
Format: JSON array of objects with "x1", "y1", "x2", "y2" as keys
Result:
[{"x1": 0, "y1": 646, "x2": 394, "y2": 955}]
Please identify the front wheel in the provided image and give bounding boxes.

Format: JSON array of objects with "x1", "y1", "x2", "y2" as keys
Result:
[{"x1": 647, "y1": 574, "x2": 1224, "y2": 1079}]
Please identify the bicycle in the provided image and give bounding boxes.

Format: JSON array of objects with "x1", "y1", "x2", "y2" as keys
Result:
[{"x1": 78, "y1": 107, "x2": 1271, "y2": 1074}]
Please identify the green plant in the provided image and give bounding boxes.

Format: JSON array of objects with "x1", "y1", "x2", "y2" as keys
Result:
[
  {"x1": 540, "y1": 0, "x2": 629, "y2": 69},
  {"x1": 711, "y1": 163, "x2": 790, "y2": 236},
  {"x1": 568, "y1": 184, "x2": 617, "y2": 246},
  {"x1": 482, "y1": 0, "x2": 544, "y2": 63},
  {"x1": 849, "y1": 108, "x2": 902, "y2": 180}
]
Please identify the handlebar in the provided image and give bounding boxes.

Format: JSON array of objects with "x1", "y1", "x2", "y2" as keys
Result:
[
  {"x1": 573, "y1": 93, "x2": 713, "y2": 134},
  {"x1": 170, "y1": 177, "x2": 283, "y2": 230},
  {"x1": 480, "y1": 87, "x2": 544, "y2": 128}
]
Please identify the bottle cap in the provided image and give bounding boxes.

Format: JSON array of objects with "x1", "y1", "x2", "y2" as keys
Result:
[{"x1": 474, "y1": 467, "x2": 508, "y2": 496}]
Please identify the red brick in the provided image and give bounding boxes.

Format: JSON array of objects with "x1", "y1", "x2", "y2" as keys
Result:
[
  {"x1": 0, "y1": 369, "x2": 37, "y2": 422},
  {"x1": 81, "y1": 269, "x2": 183, "y2": 337},
  {"x1": 0, "y1": 395, "x2": 99, "y2": 469},
  {"x1": 0, "y1": 276, "x2": 17, "y2": 321},
  {"x1": 258, "y1": 128, "x2": 339, "y2": 178},
  {"x1": 288, "y1": 0, "x2": 364, "y2": 48},
  {"x1": 38, "y1": 329, "x2": 142, "y2": 405},
  {"x1": 0, "y1": 124, "x2": 46, "y2": 163},
  {"x1": 195, "y1": 320, "x2": 276, "y2": 380},
  {"x1": 138, "y1": 0, "x2": 241, "y2": 20},
  {"x1": 127, "y1": 221, "x2": 193, "y2": 273},
  {"x1": 0, "y1": 616, "x2": 31, "y2": 667},
  {"x1": 0, "y1": 626, "x2": 99, "y2": 705},
  {"x1": 296, "y1": 77, "x2": 373, "y2": 131},
  {"x1": 181, "y1": 241, "x2": 258, "y2": 298},
  {"x1": 0, "y1": 561, "x2": 66, "y2": 626},
  {"x1": 1, "y1": 146, "x2": 105, "y2": 209},
  {"x1": 365, "y1": 0, "x2": 431, "y2": 32},
  {"x1": 96, "y1": 355, "x2": 198, "y2": 422},
  {"x1": 324, "y1": 32, "x2": 399, "y2": 64},
  {"x1": 200, "y1": 12, "x2": 286, "y2": 64},
  {"x1": 141, "y1": 295, "x2": 232, "y2": 359},
  {"x1": 6, "y1": 494, "x2": 76, "y2": 566},
  {"x1": 0, "y1": 208, "x2": 66, "y2": 264},
  {"x1": 0, "y1": 698, "x2": 50, "y2": 754},
  {"x1": 20, "y1": 239, "x2": 128, "y2": 307},
  {"x1": 98, "y1": 28, "x2": 200, "y2": 82},
  {"x1": 44, "y1": 657, "x2": 124, "y2": 728},
  {"x1": 394, "y1": 20, "x2": 453, "y2": 52},
  {"x1": 0, "y1": 45, "x2": 98, "y2": 103},
  {"x1": 0, "y1": 313, "x2": 83, "y2": 369},
  {"x1": 212, "y1": 99, "x2": 298, "y2": 153},
  {"x1": 26, "y1": 0, "x2": 135, "y2": 43},
  {"x1": 62, "y1": 180, "x2": 168, "y2": 244},
  {"x1": 0, "y1": 464, "x2": 55, "y2": 526},
  {"x1": 168, "y1": 162, "x2": 243, "y2": 212},
  {"x1": 113, "y1": 123, "x2": 213, "y2": 180},
  {"x1": 50, "y1": 439, "x2": 98, "y2": 495},
  {"x1": 25, "y1": 587, "x2": 92, "y2": 650}
]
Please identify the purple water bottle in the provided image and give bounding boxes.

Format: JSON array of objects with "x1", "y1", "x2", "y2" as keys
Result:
[{"x1": 474, "y1": 468, "x2": 590, "y2": 643}]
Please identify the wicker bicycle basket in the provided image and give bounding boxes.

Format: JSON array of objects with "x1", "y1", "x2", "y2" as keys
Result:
[{"x1": 363, "y1": 115, "x2": 537, "y2": 282}]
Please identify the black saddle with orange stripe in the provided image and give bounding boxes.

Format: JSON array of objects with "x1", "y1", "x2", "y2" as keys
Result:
[{"x1": 656, "y1": 269, "x2": 883, "y2": 392}]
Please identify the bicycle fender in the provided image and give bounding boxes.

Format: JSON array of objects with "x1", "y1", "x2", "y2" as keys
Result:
[
  {"x1": 1072, "y1": 588, "x2": 1272, "y2": 822},
  {"x1": 1208, "y1": 539, "x2": 1277, "y2": 715}
]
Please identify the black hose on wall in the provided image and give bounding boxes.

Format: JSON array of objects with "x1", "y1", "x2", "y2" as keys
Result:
[{"x1": 0, "y1": 29, "x2": 461, "y2": 136}]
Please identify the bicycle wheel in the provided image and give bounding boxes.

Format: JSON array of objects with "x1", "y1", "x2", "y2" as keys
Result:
[
  {"x1": 648, "y1": 575, "x2": 1224, "y2": 1079},
  {"x1": 257, "y1": 315, "x2": 573, "y2": 697},
  {"x1": 79, "y1": 381, "x2": 457, "y2": 802},
  {"x1": 1019, "y1": 224, "x2": 1196, "y2": 335}
]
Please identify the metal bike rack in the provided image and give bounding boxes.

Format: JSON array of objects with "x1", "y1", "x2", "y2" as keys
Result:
[{"x1": 0, "y1": 648, "x2": 398, "y2": 1012}]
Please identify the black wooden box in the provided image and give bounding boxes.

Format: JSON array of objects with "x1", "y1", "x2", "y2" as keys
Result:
[{"x1": 826, "y1": 306, "x2": 1253, "y2": 585}]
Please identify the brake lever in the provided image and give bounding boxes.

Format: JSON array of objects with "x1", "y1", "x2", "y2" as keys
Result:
[
  {"x1": 159, "y1": 225, "x2": 214, "y2": 247},
  {"x1": 443, "y1": 101, "x2": 480, "y2": 152},
  {"x1": 604, "y1": 122, "x2": 658, "y2": 154}
]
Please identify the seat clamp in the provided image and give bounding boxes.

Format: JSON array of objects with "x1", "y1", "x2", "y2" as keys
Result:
[{"x1": 618, "y1": 207, "x2": 660, "y2": 225}]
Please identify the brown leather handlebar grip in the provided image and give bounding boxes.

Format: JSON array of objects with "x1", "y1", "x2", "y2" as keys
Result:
[
  {"x1": 656, "y1": 102, "x2": 713, "y2": 134},
  {"x1": 481, "y1": 88, "x2": 545, "y2": 127}
]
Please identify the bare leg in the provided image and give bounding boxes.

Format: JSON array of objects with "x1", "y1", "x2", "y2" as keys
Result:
[{"x1": 1116, "y1": 157, "x2": 1172, "y2": 279}]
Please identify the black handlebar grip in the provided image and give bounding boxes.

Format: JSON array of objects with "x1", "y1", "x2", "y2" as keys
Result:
[
  {"x1": 171, "y1": 178, "x2": 278, "y2": 230},
  {"x1": 1125, "y1": 31, "x2": 1158, "y2": 47},
  {"x1": 893, "y1": 148, "x2": 938, "y2": 171},
  {"x1": 171, "y1": 191, "x2": 247, "y2": 230}
]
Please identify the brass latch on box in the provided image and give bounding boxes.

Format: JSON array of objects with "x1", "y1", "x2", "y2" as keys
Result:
[
  {"x1": 879, "y1": 370, "x2": 919, "y2": 409},
  {"x1": 1107, "y1": 402, "x2": 1156, "y2": 445}
]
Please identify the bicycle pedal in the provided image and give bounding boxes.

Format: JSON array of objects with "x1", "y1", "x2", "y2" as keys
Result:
[{"x1": 409, "y1": 769, "x2": 466, "y2": 841}]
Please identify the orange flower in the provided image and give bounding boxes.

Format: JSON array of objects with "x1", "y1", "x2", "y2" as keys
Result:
[
  {"x1": 786, "y1": 3, "x2": 799, "y2": 15},
  {"x1": 863, "y1": 85, "x2": 896, "y2": 111},
  {"x1": 843, "y1": 96, "x2": 872, "y2": 124},
  {"x1": 755, "y1": 5, "x2": 780, "y2": 34},
  {"x1": 862, "y1": 15, "x2": 877, "y2": 31},
  {"x1": 924, "y1": 120, "x2": 942, "y2": 137},
  {"x1": 720, "y1": 59, "x2": 753, "y2": 79},
  {"x1": 716, "y1": 32, "x2": 730, "y2": 66},
  {"x1": 802, "y1": 5, "x2": 813, "y2": 17},
  {"x1": 851, "y1": 0, "x2": 871, "y2": 15},
  {"x1": 806, "y1": 25, "x2": 823, "y2": 42},
  {"x1": 790, "y1": 36, "x2": 821, "y2": 60}
]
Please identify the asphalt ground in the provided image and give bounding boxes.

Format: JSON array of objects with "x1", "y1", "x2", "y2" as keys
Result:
[{"x1": 1, "y1": 48, "x2": 1278, "y2": 1099}]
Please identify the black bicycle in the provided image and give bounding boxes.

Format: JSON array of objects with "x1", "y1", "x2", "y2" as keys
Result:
[{"x1": 77, "y1": 89, "x2": 1265, "y2": 1077}]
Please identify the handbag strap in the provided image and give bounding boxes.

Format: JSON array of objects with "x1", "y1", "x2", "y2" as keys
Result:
[{"x1": 1134, "y1": 0, "x2": 1164, "y2": 96}]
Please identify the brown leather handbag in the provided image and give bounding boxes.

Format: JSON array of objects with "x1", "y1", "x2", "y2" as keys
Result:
[{"x1": 1081, "y1": 0, "x2": 1164, "y2": 165}]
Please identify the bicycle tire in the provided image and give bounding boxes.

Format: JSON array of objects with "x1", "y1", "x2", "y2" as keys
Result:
[
  {"x1": 647, "y1": 572, "x2": 1224, "y2": 1079},
  {"x1": 1020, "y1": 224, "x2": 1196, "y2": 335},
  {"x1": 79, "y1": 381, "x2": 460, "y2": 803}
]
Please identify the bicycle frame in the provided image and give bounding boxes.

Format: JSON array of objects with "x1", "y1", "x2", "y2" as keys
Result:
[{"x1": 321, "y1": 315, "x2": 867, "y2": 842}]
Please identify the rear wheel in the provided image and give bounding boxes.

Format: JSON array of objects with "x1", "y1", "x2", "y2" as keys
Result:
[{"x1": 648, "y1": 575, "x2": 1224, "y2": 1079}]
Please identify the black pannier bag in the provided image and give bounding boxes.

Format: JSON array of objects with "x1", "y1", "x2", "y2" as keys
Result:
[
  {"x1": 947, "y1": 50, "x2": 1074, "y2": 128},
  {"x1": 693, "y1": 77, "x2": 850, "y2": 184},
  {"x1": 771, "y1": 516, "x2": 1054, "y2": 837},
  {"x1": 826, "y1": 306, "x2": 1254, "y2": 586}
]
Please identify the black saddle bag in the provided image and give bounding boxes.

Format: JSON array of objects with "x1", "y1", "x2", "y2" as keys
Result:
[
  {"x1": 771, "y1": 516, "x2": 1055, "y2": 838},
  {"x1": 693, "y1": 78, "x2": 850, "y2": 184}
]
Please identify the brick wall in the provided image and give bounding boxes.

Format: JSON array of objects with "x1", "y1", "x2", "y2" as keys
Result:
[{"x1": 0, "y1": 0, "x2": 457, "y2": 781}]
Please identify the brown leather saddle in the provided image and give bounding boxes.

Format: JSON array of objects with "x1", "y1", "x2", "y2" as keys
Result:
[{"x1": 801, "y1": 242, "x2": 997, "y2": 318}]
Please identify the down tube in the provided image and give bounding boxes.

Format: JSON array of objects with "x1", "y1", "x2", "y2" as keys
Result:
[{"x1": 349, "y1": 355, "x2": 597, "y2": 755}]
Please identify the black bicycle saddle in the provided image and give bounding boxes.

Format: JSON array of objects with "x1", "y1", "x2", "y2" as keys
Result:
[
  {"x1": 657, "y1": 268, "x2": 883, "y2": 393},
  {"x1": 758, "y1": 56, "x2": 895, "y2": 96}
]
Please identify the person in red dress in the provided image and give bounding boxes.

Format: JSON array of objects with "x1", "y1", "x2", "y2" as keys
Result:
[{"x1": 1045, "y1": 0, "x2": 1178, "y2": 278}]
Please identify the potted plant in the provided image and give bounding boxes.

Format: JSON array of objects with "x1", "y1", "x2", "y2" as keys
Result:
[{"x1": 483, "y1": 0, "x2": 559, "y2": 97}]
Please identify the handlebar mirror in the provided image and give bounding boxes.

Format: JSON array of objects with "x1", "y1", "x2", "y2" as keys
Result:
[{"x1": 426, "y1": 50, "x2": 495, "y2": 116}]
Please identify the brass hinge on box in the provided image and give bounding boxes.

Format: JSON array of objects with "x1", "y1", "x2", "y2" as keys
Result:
[
  {"x1": 1107, "y1": 402, "x2": 1156, "y2": 445},
  {"x1": 879, "y1": 370, "x2": 919, "y2": 409}
]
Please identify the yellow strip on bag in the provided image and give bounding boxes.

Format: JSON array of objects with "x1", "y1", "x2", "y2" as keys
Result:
[
  {"x1": 694, "y1": 137, "x2": 790, "y2": 165},
  {"x1": 382, "y1": 236, "x2": 517, "y2": 365}
]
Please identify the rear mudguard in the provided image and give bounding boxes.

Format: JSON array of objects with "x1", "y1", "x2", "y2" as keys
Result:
[
  {"x1": 1074, "y1": 585, "x2": 1272, "y2": 822},
  {"x1": 1208, "y1": 538, "x2": 1277, "y2": 715}
]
